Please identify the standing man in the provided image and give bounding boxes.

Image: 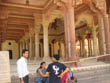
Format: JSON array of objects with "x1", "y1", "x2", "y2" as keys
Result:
[
  {"x1": 17, "y1": 49, "x2": 29, "y2": 83},
  {"x1": 46, "y1": 54, "x2": 69, "y2": 83}
]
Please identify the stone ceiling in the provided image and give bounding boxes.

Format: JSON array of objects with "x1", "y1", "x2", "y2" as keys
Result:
[
  {"x1": 0, "y1": 0, "x2": 108, "y2": 43},
  {"x1": 1, "y1": 0, "x2": 50, "y2": 8},
  {"x1": 106, "y1": 0, "x2": 110, "y2": 13}
]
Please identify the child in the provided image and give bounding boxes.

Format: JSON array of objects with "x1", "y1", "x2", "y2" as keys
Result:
[
  {"x1": 36, "y1": 62, "x2": 49, "y2": 83},
  {"x1": 68, "y1": 68, "x2": 77, "y2": 83}
]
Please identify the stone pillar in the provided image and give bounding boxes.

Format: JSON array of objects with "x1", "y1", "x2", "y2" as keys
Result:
[
  {"x1": 34, "y1": 33, "x2": 40, "y2": 60},
  {"x1": 88, "y1": 38, "x2": 90, "y2": 57},
  {"x1": 51, "y1": 43, "x2": 54, "y2": 57},
  {"x1": 80, "y1": 39, "x2": 85, "y2": 57},
  {"x1": 88, "y1": 38, "x2": 92, "y2": 57},
  {"x1": 58, "y1": 41, "x2": 61, "y2": 58},
  {"x1": 40, "y1": 43, "x2": 42, "y2": 58},
  {"x1": 34, "y1": 14, "x2": 42, "y2": 60},
  {"x1": 25, "y1": 39, "x2": 28, "y2": 49},
  {"x1": 0, "y1": 43, "x2": 1, "y2": 51},
  {"x1": 29, "y1": 35, "x2": 32, "y2": 60},
  {"x1": 61, "y1": 41, "x2": 65, "y2": 58},
  {"x1": 63, "y1": 1, "x2": 79, "y2": 66},
  {"x1": 103, "y1": 14, "x2": 110, "y2": 54},
  {"x1": 43, "y1": 23, "x2": 50, "y2": 61},
  {"x1": 51, "y1": 42, "x2": 54, "y2": 55},
  {"x1": 98, "y1": 15, "x2": 106, "y2": 55},
  {"x1": 109, "y1": 14, "x2": 110, "y2": 32},
  {"x1": 79, "y1": 39, "x2": 82, "y2": 57},
  {"x1": 20, "y1": 41, "x2": 22, "y2": 56},
  {"x1": 18, "y1": 42, "x2": 20, "y2": 58},
  {"x1": 92, "y1": 27, "x2": 98, "y2": 56},
  {"x1": 23, "y1": 39, "x2": 26, "y2": 49},
  {"x1": 39, "y1": 43, "x2": 41, "y2": 58},
  {"x1": 64, "y1": 6, "x2": 70, "y2": 61},
  {"x1": 22, "y1": 40, "x2": 25, "y2": 49}
]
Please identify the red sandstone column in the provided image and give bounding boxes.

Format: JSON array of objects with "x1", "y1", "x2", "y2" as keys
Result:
[
  {"x1": 90, "y1": 40, "x2": 92, "y2": 56},
  {"x1": 18, "y1": 42, "x2": 20, "y2": 58},
  {"x1": 109, "y1": 14, "x2": 110, "y2": 32},
  {"x1": 68, "y1": 6, "x2": 77, "y2": 61},
  {"x1": 103, "y1": 14, "x2": 110, "y2": 54},
  {"x1": 19, "y1": 41, "x2": 22, "y2": 56},
  {"x1": 87, "y1": 38, "x2": 91, "y2": 57},
  {"x1": 79, "y1": 39, "x2": 82, "y2": 57},
  {"x1": 0, "y1": 43, "x2": 1, "y2": 51},
  {"x1": 80, "y1": 39, "x2": 85, "y2": 57},
  {"x1": 98, "y1": 15, "x2": 106, "y2": 55},
  {"x1": 29, "y1": 35, "x2": 32, "y2": 59},
  {"x1": 64, "y1": 8, "x2": 69, "y2": 61},
  {"x1": 64, "y1": 0, "x2": 79, "y2": 66}
]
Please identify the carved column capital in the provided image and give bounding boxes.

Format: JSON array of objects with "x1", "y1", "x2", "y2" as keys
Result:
[
  {"x1": 29, "y1": 28, "x2": 34, "y2": 37},
  {"x1": 42, "y1": 16, "x2": 50, "y2": 29},
  {"x1": 33, "y1": 13, "x2": 42, "y2": 25}
]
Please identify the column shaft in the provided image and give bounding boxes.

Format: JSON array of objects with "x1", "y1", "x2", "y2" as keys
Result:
[
  {"x1": 43, "y1": 24, "x2": 50, "y2": 60},
  {"x1": 64, "y1": 9, "x2": 69, "y2": 60},
  {"x1": 92, "y1": 29, "x2": 98, "y2": 56},
  {"x1": 20, "y1": 42, "x2": 22, "y2": 56},
  {"x1": 98, "y1": 15, "x2": 106, "y2": 55},
  {"x1": 0, "y1": 43, "x2": 1, "y2": 51},
  {"x1": 64, "y1": 5, "x2": 79, "y2": 63},
  {"x1": 35, "y1": 33, "x2": 40, "y2": 60},
  {"x1": 103, "y1": 14, "x2": 110, "y2": 54},
  {"x1": 25, "y1": 40, "x2": 28, "y2": 49},
  {"x1": 88, "y1": 39, "x2": 91, "y2": 57},
  {"x1": 29, "y1": 36, "x2": 32, "y2": 59},
  {"x1": 81, "y1": 39, "x2": 85, "y2": 57}
]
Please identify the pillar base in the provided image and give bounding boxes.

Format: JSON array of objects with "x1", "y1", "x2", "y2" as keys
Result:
[
  {"x1": 43, "y1": 56, "x2": 52, "y2": 63},
  {"x1": 64, "y1": 62, "x2": 80, "y2": 67},
  {"x1": 64, "y1": 55, "x2": 80, "y2": 67},
  {"x1": 34, "y1": 56, "x2": 41, "y2": 61}
]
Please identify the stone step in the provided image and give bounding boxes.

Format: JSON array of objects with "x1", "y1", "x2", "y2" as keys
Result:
[
  {"x1": 73, "y1": 64, "x2": 110, "y2": 83},
  {"x1": 11, "y1": 64, "x2": 110, "y2": 83}
]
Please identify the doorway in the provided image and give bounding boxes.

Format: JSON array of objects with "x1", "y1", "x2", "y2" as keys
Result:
[{"x1": 9, "y1": 50, "x2": 13, "y2": 59}]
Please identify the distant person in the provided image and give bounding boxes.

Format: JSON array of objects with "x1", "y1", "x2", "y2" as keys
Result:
[
  {"x1": 45, "y1": 54, "x2": 69, "y2": 83},
  {"x1": 17, "y1": 49, "x2": 29, "y2": 83},
  {"x1": 36, "y1": 62, "x2": 49, "y2": 83}
]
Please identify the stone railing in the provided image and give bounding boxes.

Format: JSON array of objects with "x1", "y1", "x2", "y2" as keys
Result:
[
  {"x1": 71, "y1": 64, "x2": 110, "y2": 72},
  {"x1": 62, "y1": 54, "x2": 110, "y2": 64}
]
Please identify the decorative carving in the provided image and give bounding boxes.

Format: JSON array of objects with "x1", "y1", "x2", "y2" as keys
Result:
[
  {"x1": 93, "y1": 0, "x2": 106, "y2": 13},
  {"x1": 76, "y1": 0, "x2": 83, "y2": 6}
]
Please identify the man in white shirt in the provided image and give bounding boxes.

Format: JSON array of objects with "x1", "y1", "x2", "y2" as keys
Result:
[{"x1": 17, "y1": 49, "x2": 29, "y2": 83}]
